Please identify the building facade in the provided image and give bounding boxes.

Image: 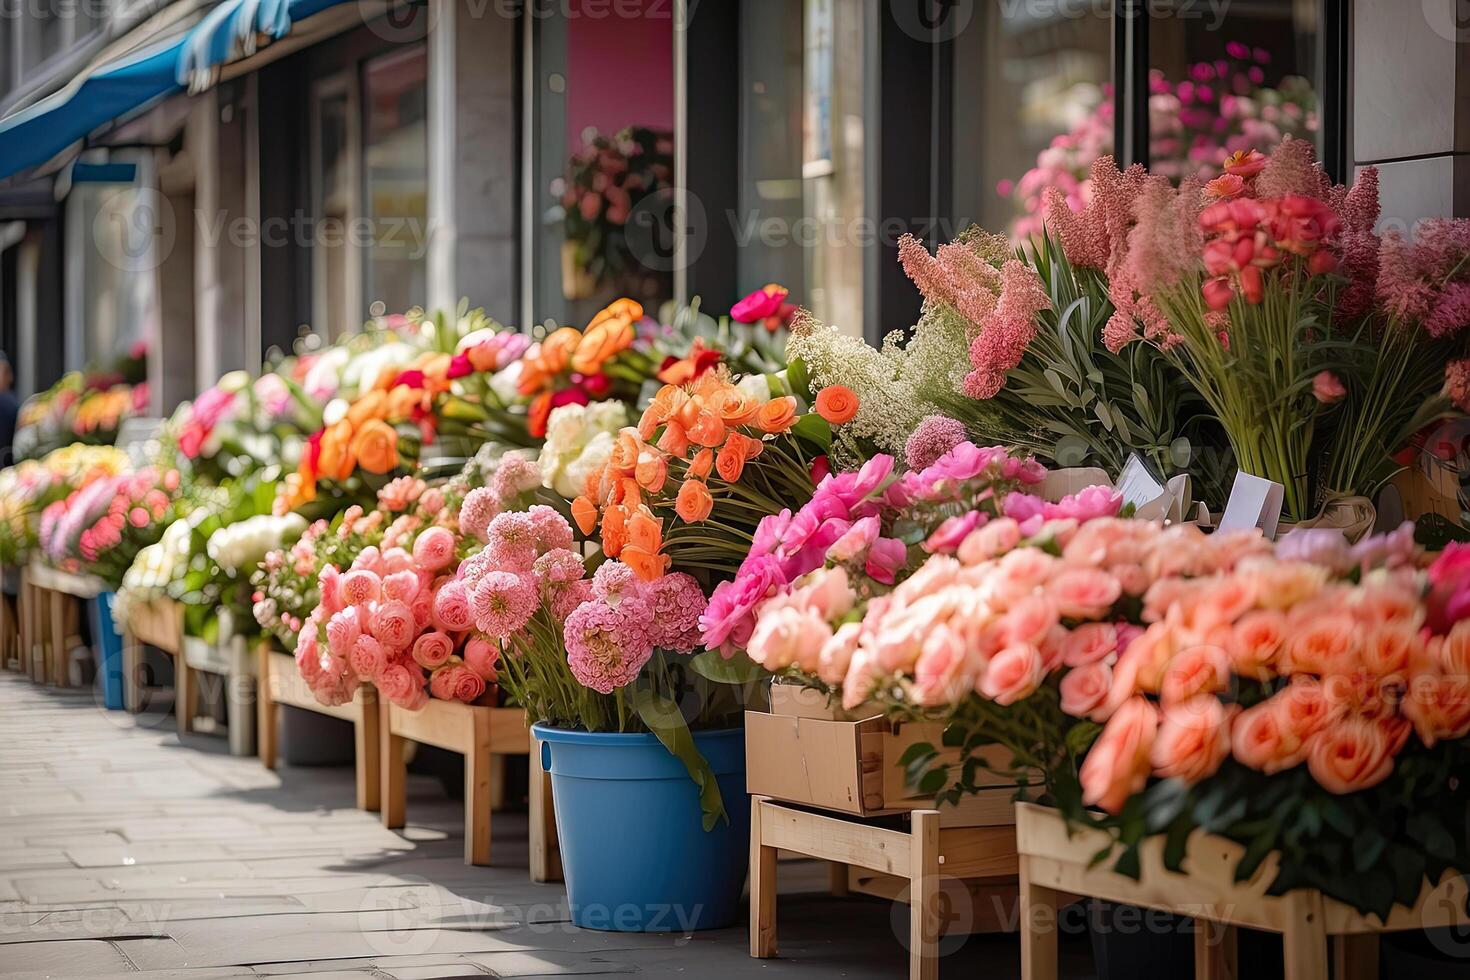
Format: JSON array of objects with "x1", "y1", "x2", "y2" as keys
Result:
[{"x1": 0, "y1": 0, "x2": 1465, "y2": 414}]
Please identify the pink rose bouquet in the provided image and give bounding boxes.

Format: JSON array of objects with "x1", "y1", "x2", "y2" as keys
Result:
[{"x1": 38, "y1": 466, "x2": 180, "y2": 587}]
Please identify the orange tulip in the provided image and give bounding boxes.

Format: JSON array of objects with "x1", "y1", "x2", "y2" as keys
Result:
[
  {"x1": 675, "y1": 478, "x2": 714, "y2": 522},
  {"x1": 466, "y1": 342, "x2": 501, "y2": 373},
  {"x1": 689, "y1": 447, "x2": 714, "y2": 479},
  {"x1": 572, "y1": 496, "x2": 599, "y2": 535},
  {"x1": 528, "y1": 392, "x2": 554, "y2": 439},
  {"x1": 351, "y1": 419, "x2": 400, "y2": 474},
  {"x1": 317, "y1": 421, "x2": 357, "y2": 482},
  {"x1": 539, "y1": 327, "x2": 583, "y2": 374},
  {"x1": 572, "y1": 316, "x2": 634, "y2": 375},
  {"x1": 756, "y1": 395, "x2": 798, "y2": 433},
  {"x1": 346, "y1": 390, "x2": 388, "y2": 428},
  {"x1": 656, "y1": 420, "x2": 690, "y2": 458},
  {"x1": 815, "y1": 385, "x2": 859, "y2": 424},
  {"x1": 586, "y1": 298, "x2": 643, "y2": 331}
]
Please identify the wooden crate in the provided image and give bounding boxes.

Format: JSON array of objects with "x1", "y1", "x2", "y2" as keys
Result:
[
  {"x1": 750, "y1": 795, "x2": 1019, "y2": 980},
  {"x1": 25, "y1": 560, "x2": 102, "y2": 686},
  {"x1": 258, "y1": 645, "x2": 382, "y2": 812},
  {"x1": 381, "y1": 697, "x2": 558, "y2": 874},
  {"x1": 120, "y1": 597, "x2": 183, "y2": 715},
  {"x1": 179, "y1": 633, "x2": 256, "y2": 756},
  {"x1": 745, "y1": 685, "x2": 1029, "y2": 823},
  {"x1": 1016, "y1": 801, "x2": 1470, "y2": 980}
]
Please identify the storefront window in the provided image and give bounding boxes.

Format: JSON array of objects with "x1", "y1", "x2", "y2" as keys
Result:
[
  {"x1": 311, "y1": 80, "x2": 356, "y2": 338},
  {"x1": 361, "y1": 45, "x2": 428, "y2": 317},
  {"x1": 950, "y1": 5, "x2": 1113, "y2": 240},
  {"x1": 532, "y1": 0, "x2": 676, "y2": 328},
  {"x1": 1147, "y1": 0, "x2": 1320, "y2": 181},
  {"x1": 735, "y1": 0, "x2": 867, "y2": 334}
]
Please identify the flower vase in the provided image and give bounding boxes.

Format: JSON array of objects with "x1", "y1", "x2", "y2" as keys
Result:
[{"x1": 534, "y1": 725, "x2": 749, "y2": 931}]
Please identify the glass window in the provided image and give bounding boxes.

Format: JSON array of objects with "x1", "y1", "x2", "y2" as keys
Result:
[
  {"x1": 311, "y1": 80, "x2": 357, "y2": 338},
  {"x1": 532, "y1": 0, "x2": 675, "y2": 327},
  {"x1": 73, "y1": 182, "x2": 154, "y2": 366},
  {"x1": 735, "y1": 0, "x2": 867, "y2": 333},
  {"x1": 950, "y1": 4, "x2": 1113, "y2": 240},
  {"x1": 361, "y1": 45, "x2": 428, "y2": 316},
  {"x1": 1147, "y1": 0, "x2": 1320, "y2": 181}
]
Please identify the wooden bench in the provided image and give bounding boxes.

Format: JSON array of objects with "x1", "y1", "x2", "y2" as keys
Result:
[
  {"x1": 750, "y1": 795, "x2": 1020, "y2": 980},
  {"x1": 257, "y1": 644, "x2": 382, "y2": 812},
  {"x1": 381, "y1": 698, "x2": 559, "y2": 876},
  {"x1": 1015, "y1": 801, "x2": 1470, "y2": 980}
]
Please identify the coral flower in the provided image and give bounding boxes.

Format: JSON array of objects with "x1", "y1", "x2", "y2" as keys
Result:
[
  {"x1": 351, "y1": 419, "x2": 399, "y2": 474},
  {"x1": 676, "y1": 479, "x2": 714, "y2": 522},
  {"x1": 756, "y1": 395, "x2": 798, "y2": 433},
  {"x1": 689, "y1": 447, "x2": 714, "y2": 479},
  {"x1": 730, "y1": 283, "x2": 789, "y2": 323},
  {"x1": 571, "y1": 495, "x2": 599, "y2": 535},
  {"x1": 814, "y1": 385, "x2": 859, "y2": 424},
  {"x1": 1222, "y1": 148, "x2": 1267, "y2": 178}
]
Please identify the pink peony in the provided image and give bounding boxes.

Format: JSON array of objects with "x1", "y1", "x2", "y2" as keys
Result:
[
  {"x1": 382, "y1": 569, "x2": 422, "y2": 604},
  {"x1": 371, "y1": 600, "x2": 418, "y2": 651},
  {"x1": 341, "y1": 569, "x2": 381, "y2": 607},
  {"x1": 431, "y1": 581, "x2": 475, "y2": 632},
  {"x1": 463, "y1": 636, "x2": 500, "y2": 681},
  {"x1": 349, "y1": 635, "x2": 389, "y2": 681},
  {"x1": 378, "y1": 663, "x2": 428, "y2": 709},
  {"x1": 412, "y1": 526, "x2": 456, "y2": 571}
]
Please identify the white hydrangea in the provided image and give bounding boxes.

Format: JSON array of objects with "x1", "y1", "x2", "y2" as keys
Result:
[
  {"x1": 206, "y1": 513, "x2": 307, "y2": 575},
  {"x1": 538, "y1": 401, "x2": 629, "y2": 498}
]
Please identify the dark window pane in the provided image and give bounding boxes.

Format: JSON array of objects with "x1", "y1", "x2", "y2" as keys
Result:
[
  {"x1": 362, "y1": 44, "x2": 428, "y2": 315},
  {"x1": 1147, "y1": 0, "x2": 1320, "y2": 181}
]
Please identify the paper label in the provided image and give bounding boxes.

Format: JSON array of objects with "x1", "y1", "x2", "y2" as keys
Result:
[{"x1": 1217, "y1": 472, "x2": 1286, "y2": 538}]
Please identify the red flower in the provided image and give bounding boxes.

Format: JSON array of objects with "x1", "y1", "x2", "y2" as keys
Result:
[
  {"x1": 809, "y1": 455, "x2": 831, "y2": 485},
  {"x1": 394, "y1": 370, "x2": 426, "y2": 389},
  {"x1": 550, "y1": 386, "x2": 591, "y2": 409},
  {"x1": 731, "y1": 283, "x2": 789, "y2": 324},
  {"x1": 580, "y1": 372, "x2": 613, "y2": 398},
  {"x1": 446, "y1": 354, "x2": 473, "y2": 379}
]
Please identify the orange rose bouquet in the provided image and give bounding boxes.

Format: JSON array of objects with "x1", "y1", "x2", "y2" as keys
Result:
[{"x1": 569, "y1": 368, "x2": 832, "y2": 586}]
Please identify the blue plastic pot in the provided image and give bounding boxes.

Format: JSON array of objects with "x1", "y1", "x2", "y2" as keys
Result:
[
  {"x1": 89, "y1": 591, "x2": 126, "y2": 710},
  {"x1": 534, "y1": 725, "x2": 749, "y2": 932}
]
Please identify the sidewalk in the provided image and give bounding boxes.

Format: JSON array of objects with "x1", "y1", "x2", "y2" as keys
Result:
[{"x1": 0, "y1": 674, "x2": 1093, "y2": 978}]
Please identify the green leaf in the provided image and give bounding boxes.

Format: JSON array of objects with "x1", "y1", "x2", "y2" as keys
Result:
[
  {"x1": 687, "y1": 649, "x2": 768, "y2": 685},
  {"x1": 790, "y1": 413, "x2": 833, "y2": 451},
  {"x1": 632, "y1": 686, "x2": 728, "y2": 831},
  {"x1": 786, "y1": 357, "x2": 812, "y2": 401},
  {"x1": 897, "y1": 741, "x2": 936, "y2": 768}
]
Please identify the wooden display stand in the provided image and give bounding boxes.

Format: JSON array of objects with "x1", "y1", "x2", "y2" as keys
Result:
[
  {"x1": 750, "y1": 796, "x2": 1019, "y2": 980},
  {"x1": 1015, "y1": 802, "x2": 1470, "y2": 980},
  {"x1": 121, "y1": 596, "x2": 184, "y2": 717},
  {"x1": 24, "y1": 560, "x2": 102, "y2": 686},
  {"x1": 381, "y1": 698, "x2": 559, "y2": 873},
  {"x1": 258, "y1": 645, "x2": 382, "y2": 811},
  {"x1": 179, "y1": 632, "x2": 256, "y2": 756},
  {"x1": 0, "y1": 566, "x2": 20, "y2": 672}
]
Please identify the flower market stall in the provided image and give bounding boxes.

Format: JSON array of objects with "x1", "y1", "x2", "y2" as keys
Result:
[{"x1": 3, "y1": 138, "x2": 1469, "y2": 980}]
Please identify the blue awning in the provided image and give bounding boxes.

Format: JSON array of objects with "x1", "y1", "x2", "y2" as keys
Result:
[{"x1": 0, "y1": 0, "x2": 348, "y2": 180}]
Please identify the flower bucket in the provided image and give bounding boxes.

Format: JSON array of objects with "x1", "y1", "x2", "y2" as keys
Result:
[
  {"x1": 534, "y1": 725, "x2": 749, "y2": 932},
  {"x1": 89, "y1": 591, "x2": 126, "y2": 710}
]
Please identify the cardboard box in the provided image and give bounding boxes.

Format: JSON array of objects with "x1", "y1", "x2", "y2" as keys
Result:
[{"x1": 745, "y1": 683, "x2": 1030, "y2": 826}]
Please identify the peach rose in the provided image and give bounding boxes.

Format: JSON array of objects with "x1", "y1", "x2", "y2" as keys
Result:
[
  {"x1": 957, "y1": 518, "x2": 1021, "y2": 565},
  {"x1": 1231, "y1": 700, "x2": 1308, "y2": 774},
  {"x1": 1358, "y1": 622, "x2": 1419, "y2": 679},
  {"x1": 1079, "y1": 696, "x2": 1158, "y2": 814},
  {"x1": 746, "y1": 602, "x2": 832, "y2": 673},
  {"x1": 977, "y1": 642, "x2": 1044, "y2": 706},
  {"x1": 1230, "y1": 608, "x2": 1286, "y2": 679},
  {"x1": 841, "y1": 648, "x2": 881, "y2": 712},
  {"x1": 1276, "y1": 677, "x2": 1333, "y2": 741},
  {"x1": 411, "y1": 630, "x2": 454, "y2": 670},
  {"x1": 1048, "y1": 568, "x2": 1122, "y2": 619},
  {"x1": 1060, "y1": 661, "x2": 1112, "y2": 721},
  {"x1": 463, "y1": 636, "x2": 500, "y2": 681},
  {"x1": 817, "y1": 621, "x2": 862, "y2": 687},
  {"x1": 913, "y1": 624, "x2": 983, "y2": 707},
  {"x1": 1307, "y1": 716, "x2": 1395, "y2": 794},
  {"x1": 793, "y1": 566, "x2": 857, "y2": 621},
  {"x1": 1151, "y1": 695, "x2": 1233, "y2": 784},
  {"x1": 1246, "y1": 558, "x2": 1328, "y2": 610},
  {"x1": 1283, "y1": 617, "x2": 1357, "y2": 676},
  {"x1": 1061, "y1": 622, "x2": 1119, "y2": 668},
  {"x1": 814, "y1": 385, "x2": 859, "y2": 424},
  {"x1": 1158, "y1": 643, "x2": 1231, "y2": 707},
  {"x1": 996, "y1": 594, "x2": 1059, "y2": 649},
  {"x1": 378, "y1": 662, "x2": 426, "y2": 708},
  {"x1": 990, "y1": 548, "x2": 1059, "y2": 607}
]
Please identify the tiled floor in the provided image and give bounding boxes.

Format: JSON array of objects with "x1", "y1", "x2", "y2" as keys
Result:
[{"x1": 0, "y1": 672, "x2": 1099, "y2": 979}]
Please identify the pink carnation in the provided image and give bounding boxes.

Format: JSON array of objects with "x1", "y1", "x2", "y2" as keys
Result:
[
  {"x1": 458, "y1": 487, "x2": 499, "y2": 543},
  {"x1": 528, "y1": 504, "x2": 574, "y2": 551},
  {"x1": 647, "y1": 573, "x2": 708, "y2": 653},
  {"x1": 548, "y1": 579, "x2": 595, "y2": 622},
  {"x1": 534, "y1": 548, "x2": 587, "y2": 586},
  {"x1": 483, "y1": 512, "x2": 538, "y2": 572},
  {"x1": 472, "y1": 571, "x2": 539, "y2": 639}
]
